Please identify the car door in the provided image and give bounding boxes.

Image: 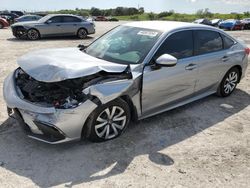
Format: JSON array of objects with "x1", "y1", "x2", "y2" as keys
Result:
[
  {"x1": 40, "y1": 16, "x2": 64, "y2": 36},
  {"x1": 193, "y1": 30, "x2": 227, "y2": 93},
  {"x1": 141, "y1": 30, "x2": 198, "y2": 116},
  {"x1": 60, "y1": 16, "x2": 81, "y2": 35}
]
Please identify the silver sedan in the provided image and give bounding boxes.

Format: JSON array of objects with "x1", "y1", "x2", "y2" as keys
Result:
[
  {"x1": 3, "y1": 21, "x2": 249, "y2": 144},
  {"x1": 11, "y1": 14, "x2": 95, "y2": 40}
]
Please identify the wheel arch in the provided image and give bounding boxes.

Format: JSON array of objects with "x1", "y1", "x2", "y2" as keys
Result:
[
  {"x1": 230, "y1": 65, "x2": 242, "y2": 83},
  {"x1": 27, "y1": 28, "x2": 41, "y2": 38},
  {"x1": 81, "y1": 95, "x2": 138, "y2": 139},
  {"x1": 77, "y1": 27, "x2": 88, "y2": 34}
]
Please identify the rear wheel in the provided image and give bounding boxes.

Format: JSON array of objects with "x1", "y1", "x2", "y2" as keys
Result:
[
  {"x1": 77, "y1": 28, "x2": 88, "y2": 39},
  {"x1": 217, "y1": 67, "x2": 240, "y2": 97},
  {"x1": 85, "y1": 98, "x2": 131, "y2": 142},
  {"x1": 27, "y1": 29, "x2": 40, "y2": 40}
]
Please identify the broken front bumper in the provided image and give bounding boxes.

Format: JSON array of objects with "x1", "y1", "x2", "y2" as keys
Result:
[{"x1": 3, "y1": 72, "x2": 98, "y2": 144}]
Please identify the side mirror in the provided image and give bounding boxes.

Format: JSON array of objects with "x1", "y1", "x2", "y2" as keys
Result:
[
  {"x1": 78, "y1": 44, "x2": 86, "y2": 50},
  {"x1": 155, "y1": 54, "x2": 177, "y2": 67},
  {"x1": 46, "y1": 20, "x2": 52, "y2": 24}
]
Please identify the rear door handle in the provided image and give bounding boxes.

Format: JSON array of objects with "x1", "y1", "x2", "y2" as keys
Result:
[
  {"x1": 222, "y1": 56, "x2": 229, "y2": 62},
  {"x1": 185, "y1": 63, "x2": 197, "y2": 70},
  {"x1": 56, "y1": 25, "x2": 61, "y2": 26}
]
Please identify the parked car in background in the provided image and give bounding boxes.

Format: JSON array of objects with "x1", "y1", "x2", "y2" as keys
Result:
[
  {"x1": 0, "y1": 12, "x2": 19, "y2": 24},
  {"x1": 0, "y1": 17, "x2": 9, "y2": 28},
  {"x1": 242, "y1": 18, "x2": 250, "y2": 30},
  {"x1": 4, "y1": 21, "x2": 249, "y2": 144},
  {"x1": 108, "y1": 17, "x2": 119, "y2": 22},
  {"x1": 15, "y1": 14, "x2": 42, "y2": 22},
  {"x1": 219, "y1": 19, "x2": 244, "y2": 30},
  {"x1": 10, "y1": 11, "x2": 24, "y2": 17},
  {"x1": 193, "y1": 19, "x2": 212, "y2": 26},
  {"x1": 94, "y1": 16, "x2": 108, "y2": 21},
  {"x1": 11, "y1": 14, "x2": 95, "y2": 40},
  {"x1": 211, "y1": 19, "x2": 223, "y2": 27}
]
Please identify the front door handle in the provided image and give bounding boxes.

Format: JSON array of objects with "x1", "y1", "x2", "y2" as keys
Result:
[
  {"x1": 56, "y1": 24, "x2": 61, "y2": 26},
  {"x1": 185, "y1": 63, "x2": 197, "y2": 70},
  {"x1": 222, "y1": 56, "x2": 229, "y2": 62}
]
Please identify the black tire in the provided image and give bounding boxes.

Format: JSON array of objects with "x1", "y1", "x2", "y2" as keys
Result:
[
  {"x1": 0, "y1": 23, "x2": 3, "y2": 29},
  {"x1": 84, "y1": 98, "x2": 131, "y2": 142},
  {"x1": 77, "y1": 28, "x2": 88, "y2": 39},
  {"x1": 217, "y1": 67, "x2": 240, "y2": 97},
  {"x1": 27, "y1": 29, "x2": 40, "y2": 40}
]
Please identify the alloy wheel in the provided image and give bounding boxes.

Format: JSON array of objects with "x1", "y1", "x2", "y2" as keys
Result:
[
  {"x1": 27, "y1": 29, "x2": 39, "y2": 40},
  {"x1": 78, "y1": 29, "x2": 87, "y2": 39},
  {"x1": 223, "y1": 71, "x2": 238, "y2": 94},
  {"x1": 95, "y1": 106, "x2": 127, "y2": 139}
]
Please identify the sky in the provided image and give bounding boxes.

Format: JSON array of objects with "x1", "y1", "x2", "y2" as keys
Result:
[{"x1": 1, "y1": 0, "x2": 250, "y2": 14}]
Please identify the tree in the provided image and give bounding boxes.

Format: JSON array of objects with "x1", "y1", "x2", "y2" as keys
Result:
[
  {"x1": 148, "y1": 12, "x2": 156, "y2": 20},
  {"x1": 90, "y1": 7, "x2": 103, "y2": 16},
  {"x1": 138, "y1": 7, "x2": 144, "y2": 14}
]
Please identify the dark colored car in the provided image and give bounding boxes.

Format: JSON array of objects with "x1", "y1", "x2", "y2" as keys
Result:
[
  {"x1": 0, "y1": 12, "x2": 19, "y2": 24},
  {"x1": 0, "y1": 17, "x2": 9, "y2": 28},
  {"x1": 94, "y1": 16, "x2": 108, "y2": 21},
  {"x1": 242, "y1": 18, "x2": 250, "y2": 30},
  {"x1": 10, "y1": 11, "x2": 24, "y2": 17},
  {"x1": 193, "y1": 19, "x2": 212, "y2": 26},
  {"x1": 219, "y1": 19, "x2": 244, "y2": 30},
  {"x1": 211, "y1": 19, "x2": 223, "y2": 27}
]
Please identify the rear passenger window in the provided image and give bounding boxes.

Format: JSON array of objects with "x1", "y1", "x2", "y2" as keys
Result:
[
  {"x1": 222, "y1": 35, "x2": 235, "y2": 49},
  {"x1": 155, "y1": 30, "x2": 193, "y2": 59},
  {"x1": 63, "y1": 16, "x2": 81, "y2": 22},
  {"x1": 194, "y1": 30, "x2": 223, "y2": 55}
]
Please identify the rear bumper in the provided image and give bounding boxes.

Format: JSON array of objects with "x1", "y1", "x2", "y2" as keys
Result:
[{"x1": 3, "y1": 71, "x2": 98, "y2": 144}]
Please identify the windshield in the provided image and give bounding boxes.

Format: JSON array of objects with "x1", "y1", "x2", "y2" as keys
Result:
[
  {"x1": 85, "y1": 26, "x2": 162, "y2": 64},
  {"x1": 38, "y1": 15, "x2": 51, "y2": 22}
]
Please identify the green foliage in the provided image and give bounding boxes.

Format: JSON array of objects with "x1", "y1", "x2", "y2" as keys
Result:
[
  {"x1": 45, "y1": 7, "x2": 250, "y2": 22},
  {"x1": 148, "y1": 12, "x2": 156, "y2": 20}
]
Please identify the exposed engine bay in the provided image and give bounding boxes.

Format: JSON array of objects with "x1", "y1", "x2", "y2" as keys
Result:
[{"x1": 15, "y1": 68, "x2": 132, "y2": 109}]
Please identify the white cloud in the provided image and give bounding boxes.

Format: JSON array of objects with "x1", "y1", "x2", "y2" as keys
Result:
[
  {"x1": 186, "y1": 0, "x2": 198, "y2": 2},
  {"x1": 220, "y1": 0, "x2": 250, "y2": 5},
  {"x1": 187, "y1": 0, "x2": 250, "y2": 5}
]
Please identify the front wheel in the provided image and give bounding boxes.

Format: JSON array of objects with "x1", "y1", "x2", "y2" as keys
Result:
[
  {"x1": 85, "y1": 98, "x2": 131, "y2": 142},
  {"x1": 77, "y1": 28, "x2": 88, "y2": 39},
  {"x1": 217, "y1": 67, "x2": 240, "y2": 97},
  {"x1": 27, "y1": 29, "x2": 40, "y2": 40},
  {"x1": 0, "y1": 23, "x2": 3, "y2": 29}
]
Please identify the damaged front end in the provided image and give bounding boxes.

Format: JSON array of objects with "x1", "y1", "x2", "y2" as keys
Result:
[
  {"x1": 11, "y1": 26, "x2": 28, "y2": 39},
  {"x1": 4, "y1": 66, "x2": 137, "y2": 144},
  {"x1": 15, "y1": 67, "x2": 132, "y2": 109}
]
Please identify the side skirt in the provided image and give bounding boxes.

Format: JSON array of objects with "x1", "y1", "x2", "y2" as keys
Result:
[{"x1": 139, "y1": 90, "x2": 216, "y2": 120}]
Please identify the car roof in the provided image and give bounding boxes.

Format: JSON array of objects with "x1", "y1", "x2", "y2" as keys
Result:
[{"x1": 124, "y1": 21, "x2": 213, "y2": 33}]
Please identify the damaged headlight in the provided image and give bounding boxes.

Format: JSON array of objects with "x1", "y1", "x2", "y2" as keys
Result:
[{"x1": 15, "y1": 68, "x2": 88, "y2": 109}]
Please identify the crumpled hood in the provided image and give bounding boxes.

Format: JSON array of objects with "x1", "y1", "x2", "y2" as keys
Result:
[
  {"x1": 12, "y1": 21, "x2": 39, "y2": 27},
  {"x1": 17, "y1": 47, "x2": 128, "y2": 82}
]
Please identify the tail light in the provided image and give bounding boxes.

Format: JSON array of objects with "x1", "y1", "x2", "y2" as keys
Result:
[{"x1": 245, "y1": 47, "x2": 250, "y2": 55}]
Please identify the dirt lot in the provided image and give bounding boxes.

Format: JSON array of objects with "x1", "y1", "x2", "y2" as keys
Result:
[{"x1": 0, "y1": 22, "x2": 250, "y2": 188}]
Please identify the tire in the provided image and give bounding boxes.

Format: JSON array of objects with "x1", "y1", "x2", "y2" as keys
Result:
[
  {"x1": 77, "y1": 28, "x2": 88, "y2": 39},
  {"x1": 0, "y1": 23, "x2": 3, "y2": 29},
  {"x1": 217, "y1": 67, "x2": 240, "y2": 97},
  {"x1": 27, "y1": 29, "x2": 40, "y2": 40},
  {"x1": 84, "y1": 98, "x2": 131, "y2": 142}
]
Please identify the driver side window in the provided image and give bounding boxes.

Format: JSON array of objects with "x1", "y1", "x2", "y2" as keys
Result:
[
  {"x1": 155, "y1": 30, "x2": 194, "y2": 59},
  {"x1": 48, "y1": 16, "x2": 63, "y2": 23}
]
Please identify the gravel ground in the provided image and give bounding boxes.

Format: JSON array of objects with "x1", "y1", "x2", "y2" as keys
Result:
[{"x1": 0, "y1": 22, "x2": 250, "y2": 188}]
